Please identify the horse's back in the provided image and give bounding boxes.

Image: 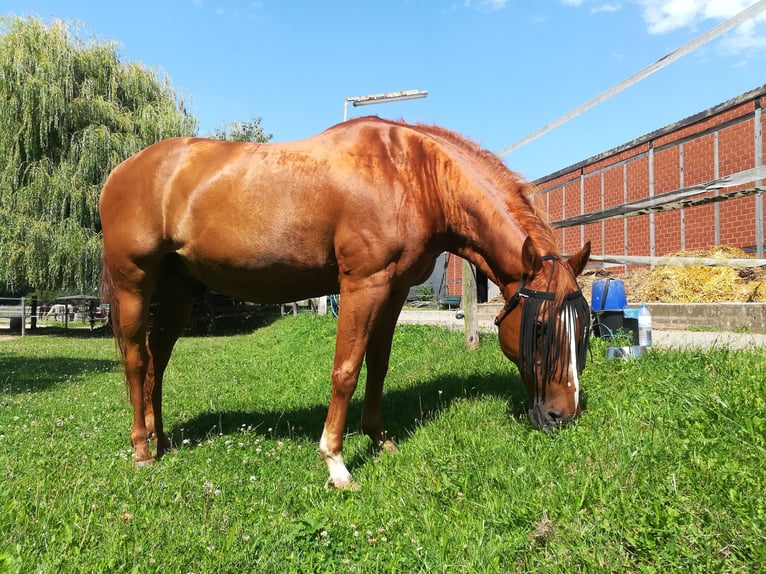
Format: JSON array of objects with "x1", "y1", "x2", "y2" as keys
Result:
[{"x1": 99, "y1": 123, "x2": 440, "y2": 301}]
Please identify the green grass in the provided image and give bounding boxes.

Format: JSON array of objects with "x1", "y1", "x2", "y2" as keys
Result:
[{"x1": 1, "y1": 314, "x2": 765, "y2": 573}]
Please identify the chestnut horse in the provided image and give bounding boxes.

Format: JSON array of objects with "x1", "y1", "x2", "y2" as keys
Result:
[{"x1": 100, "y1": 117, "x2": 591, "y2": 488}]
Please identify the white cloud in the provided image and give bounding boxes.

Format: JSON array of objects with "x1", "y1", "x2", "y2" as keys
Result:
[
  {"x1": 561, "y1": 1, "x2": 621, "y2": 13},
  {"x1": 637, "y1": 0, "x2": 766, "y2": 54},
  {"x1": 721, "y1": 17, "x2": 766, "y2": 53},
  {"x1": 591, "y1": 3, "x2": 621, "y2": 14},
  {"x1": 637, "y1": 1, "x2": 761, "y2": 31},
  {"x1": 465, "y1": 0, "x2": 510, "y2": 11},
  {"x1": 561, "y1": 1, "x2": 766, "y2": 55}
]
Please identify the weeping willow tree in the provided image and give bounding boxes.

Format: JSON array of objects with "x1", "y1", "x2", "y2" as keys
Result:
[
  {"x1": 211, "y1": 117, "x2": 272, "y2": 143},
  {"x1": 0, "y1": 16, "x2": 198, "y2": 294}
]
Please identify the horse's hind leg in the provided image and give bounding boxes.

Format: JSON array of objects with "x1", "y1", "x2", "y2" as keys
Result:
[
  {"x1": 112, "y1": 273, "x2": 156, "y2": 466},
  {"x1": 145, "y1": 266, "x2": 195, "y2": 458}
]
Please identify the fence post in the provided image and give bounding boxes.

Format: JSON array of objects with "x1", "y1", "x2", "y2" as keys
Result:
[
  {"x1": 462, "y1": 260, "x2": 479, "y2": 350},
  {"x1": 21, "y1": 296, "x2": 26, "y2": 337}
]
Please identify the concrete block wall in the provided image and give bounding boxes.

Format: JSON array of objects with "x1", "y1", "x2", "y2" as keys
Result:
[{"x1": 478, "y1": 302, "x2": 766, "y2": 334}]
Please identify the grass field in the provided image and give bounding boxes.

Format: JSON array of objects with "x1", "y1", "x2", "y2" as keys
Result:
[{"x1": 1, "y1": 313, "x2": 765, "y2": 572}]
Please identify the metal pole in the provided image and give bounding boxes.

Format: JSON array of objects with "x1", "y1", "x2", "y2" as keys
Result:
[
  {"x1": 498, "y1": 0, "x2": 766, "y2": 157},
  {"x1": 755, "y1": 102, "x2": 764, "y2": 258},
  {"x1": 343, "y1": 90, "x2": 428, "y2": 121}
]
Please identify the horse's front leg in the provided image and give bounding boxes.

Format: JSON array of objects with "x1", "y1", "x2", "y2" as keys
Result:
[
  {"x1": 319, "y1": 359, "x2": 362, "y2": 489},
  {"x1": 319, "y1": 284, "x2": 389, "y2": 489}
]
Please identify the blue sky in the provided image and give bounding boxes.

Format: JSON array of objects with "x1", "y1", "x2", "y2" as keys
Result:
[{"x1": 3, "y1": 1, "x2": 766, "y2": 179}]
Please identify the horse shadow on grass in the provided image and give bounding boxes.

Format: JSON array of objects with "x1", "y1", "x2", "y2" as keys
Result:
[
  {"x1": 167, "y1": 371, "x2": 534, "y2": 473},
  {"x1": 0, "y1": 351, "x2": 117, "y2": 394},
  {"x1": 0, "y1": 305, "x2": 285, "y2": 395}
]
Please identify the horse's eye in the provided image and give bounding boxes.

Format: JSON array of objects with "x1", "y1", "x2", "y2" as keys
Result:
[{"x1": 535, "y1": 321, "x2": 547, "y2": 338}]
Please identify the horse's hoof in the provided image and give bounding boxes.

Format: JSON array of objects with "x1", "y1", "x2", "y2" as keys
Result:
[
  {"x1": 133, "y1": 456, "x2": 155, "y2": 468},
  {"x1": 380, "y1": 440, "x2": 397, "y2": 453},
  {"x1": 370, "y1": 439, "x2": 397, "y2": 454},
  {"x1": 155, "y1": 442, "x2": 172, "y2": 459},
  {"x1": 326, "y1": 477, "x2": 362, "y2": 491}
]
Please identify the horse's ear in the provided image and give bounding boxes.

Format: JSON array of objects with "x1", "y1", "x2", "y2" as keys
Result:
[
  {"x1": 566, "y1": 241, "x2": 591, "y2": 277},
  {"x1": 521, "y1": 237, "x2": 542, "y2": 275}
]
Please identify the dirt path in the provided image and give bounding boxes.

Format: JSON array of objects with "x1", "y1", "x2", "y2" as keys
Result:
[{"x1": 397, "y1": 309, "x2": 766, "y2": 350}]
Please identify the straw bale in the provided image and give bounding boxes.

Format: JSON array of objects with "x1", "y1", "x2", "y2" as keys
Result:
[
  {"x1": 577, "y1": 246, "x2": 766, "y2": 304},
  {"x1": 640, "y1": 265, "x2": 746, "y2": 303},
  {"x1": 645, "y1": 246, "x2": 766, "y2": 303}
]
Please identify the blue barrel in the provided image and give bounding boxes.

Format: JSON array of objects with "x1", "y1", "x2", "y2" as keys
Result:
[{"x1": 591, "y1": 279, "x2": 627, "y2": 310}]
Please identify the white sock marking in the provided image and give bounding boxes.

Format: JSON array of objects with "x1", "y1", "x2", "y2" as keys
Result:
[{"x1": 319, "y1": 430, "x2": 353, "y2": 487}]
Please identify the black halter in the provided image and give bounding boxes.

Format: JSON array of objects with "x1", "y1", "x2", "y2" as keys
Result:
[
  {"x1": 494, "y1": 255, "x2": 564, "y2": 326},
  {"x1": 494, "y1": 256, "x2": 590, "y2": 389}
]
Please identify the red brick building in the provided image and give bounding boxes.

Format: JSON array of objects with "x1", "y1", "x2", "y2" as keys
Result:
[
  {"x1": 537, "y1": 84, "x2": 765, "y2": 266},
  {"x1": 445, "y1": 84, "x2": 766, "y2": 297}
]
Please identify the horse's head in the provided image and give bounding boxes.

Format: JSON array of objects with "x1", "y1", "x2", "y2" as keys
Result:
[{"x1": 495, "y1": 240, "x2": 591, "y2": 431}]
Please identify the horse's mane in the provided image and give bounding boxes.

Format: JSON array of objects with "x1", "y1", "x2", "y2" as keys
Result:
[{"x1": 383, "y1": 119, "x2": 560, "y2": 258}]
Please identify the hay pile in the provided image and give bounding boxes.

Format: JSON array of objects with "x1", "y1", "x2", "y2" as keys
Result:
[
  {"x1": 640, "y1": 247, "x2": 766, "y2": 303},
  {"x1": 578, "y1": 246, "x2": 766, "y2": 304}
]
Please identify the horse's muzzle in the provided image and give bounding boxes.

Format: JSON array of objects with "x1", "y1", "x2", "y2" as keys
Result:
[{"x1": 528, "y1": 402, "x2": 571, "y2": 432}]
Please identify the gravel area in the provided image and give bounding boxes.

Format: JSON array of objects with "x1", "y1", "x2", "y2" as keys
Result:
[{"x1": 397, "y1": 309, "x2": 766, "y2": 350}]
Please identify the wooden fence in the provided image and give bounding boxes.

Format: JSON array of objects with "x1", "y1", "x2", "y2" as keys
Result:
[{"x1": 551, "y1": 165, "x2": 766, "y2": 269}]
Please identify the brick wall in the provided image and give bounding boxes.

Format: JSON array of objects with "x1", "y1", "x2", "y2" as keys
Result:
[
  {"x1": 446, "y1": 252, "x2": 462, "y2": 297},
  {"x1": 536, "y1": 84, "x2": 766, "y2": 266}
]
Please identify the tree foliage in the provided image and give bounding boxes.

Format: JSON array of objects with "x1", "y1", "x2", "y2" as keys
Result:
[
  {"x1": 0, "y1": 16, "x2": 198, "y2": 294},
  {"x1": 211, "y1": 117, "x2": 272, "y2": 143}
]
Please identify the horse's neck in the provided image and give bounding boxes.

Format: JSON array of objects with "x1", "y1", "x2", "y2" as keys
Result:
[{"x1": 437, "y1": 159, "x2": 532, "y2": 287}]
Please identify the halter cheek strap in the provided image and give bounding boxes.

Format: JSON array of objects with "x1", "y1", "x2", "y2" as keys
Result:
[
  {"x1": 494, "y1": 255, "x2": 560, "y2": 327},
  {"x1": 494, "y1": 275, "x2": 527, "y2": 326}
]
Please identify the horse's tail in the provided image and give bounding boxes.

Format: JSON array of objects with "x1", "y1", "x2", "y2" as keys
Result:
[{"x1": 100, "y1": 255, "x2": 128, "y2": 395}]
